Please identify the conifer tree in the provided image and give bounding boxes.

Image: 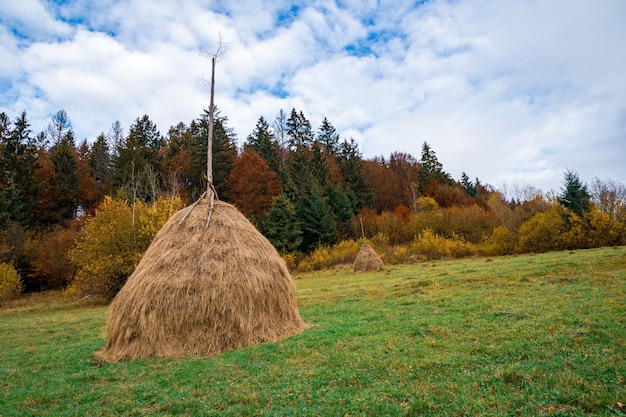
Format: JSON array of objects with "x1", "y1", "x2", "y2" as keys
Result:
[
  {"x1": 89, "y1": 133, "x2": 112, "y2": 188},
  {"x1": 286, "y1": 108, "x2": 313, "y2": 149},
  {"x1": 50, "y1": 131, "x2": 79, "y2": 221},
  {"x1": 113, "y1": 114, "x2": 163, "y2": 193},
  {"x1": 198, "y1": 108, "x2": 237, "y2": 198},
  {"x1": 261, "y1": 193, "x2": 302, "y2": 253},
  {"x1": 296, "y1": 183, "x2": 336, "y2": 251},
  {"x1": 559, "y1": 169, "x2": 591, "y2": 218},
  {"x1": 460, "y1": 172, "x2": 478, "y2": 197},
  {"x1": 0, "y1": 112, "x2": 39, "y2": 227},
  {"x1": 317, "y1": 117, "x2": 340, "y2": 156},
  {"x1": 419, "y1": 141, "x2": 451, "y2": 194},
  {"x1": 245, "y1": 116, "x2": 281, "y2": 174},
  {"x1": 338, "y1": 138, "x2": 372, "y2": 211}
]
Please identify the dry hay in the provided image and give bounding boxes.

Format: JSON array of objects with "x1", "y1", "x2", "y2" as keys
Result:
[
  {"x1": 353, "y1": 243, "x2": 384, "y2": 272},
  {"x1": 97, "y1": 198, "x2": 306, "y2": 362}
]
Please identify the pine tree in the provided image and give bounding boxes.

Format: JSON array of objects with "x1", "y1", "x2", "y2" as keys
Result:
[
  {"x1": 337, "y1": 138, "x2": 371, "y2": 211},
  {"x1": 200, "y1": 108, "x2": 237, "y2": 198},
  {"x1": 419, "y1": 141, "x2": 451, "y2": 195},
  {"x1": 89, "y1": 133, "x2": 112, "y2": 187},
  {"x1": 559, "y1": 169, "x2": 591, "y2": 218},
  {"x1": 50, "y1": 132, "x2": 79, "y2": 221},
  {"x1": 0, "y1": 112, "x2": 40, "y2": 227},
  {"x1": 245, "y1": 116, "x2": 281, "y2": 174},
  {"x1": 286, "y1": 108, "x2": 313, "y2": 149},
  {"x1": 261, "y1": 194, "x2": 302, "y2": 253},
  {"x1": 113, "y1": 115, "x2": 163, "y2": 192},
  {"x1": 296, "y1": 183, "x2": 336, "y2": 251},
  {"x1": 317, "y1": 117, "x2": 340, "y2": 156},
  {"x1": 460, "y1": 172, "x2": 478, "y2": 197}
]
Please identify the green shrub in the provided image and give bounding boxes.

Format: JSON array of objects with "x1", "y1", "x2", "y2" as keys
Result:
[{"x1": 0, "y1": 262, "x2": 23, "y2": 301}]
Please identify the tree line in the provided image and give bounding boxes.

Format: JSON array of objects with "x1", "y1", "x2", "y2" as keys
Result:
[{"x1": 1, "y1": 108, "x2": 625, "y2": 298}]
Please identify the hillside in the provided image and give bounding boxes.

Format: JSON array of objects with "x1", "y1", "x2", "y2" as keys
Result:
[{"x1": 1, "y1": 247, "x2": 625, "y2": 416}]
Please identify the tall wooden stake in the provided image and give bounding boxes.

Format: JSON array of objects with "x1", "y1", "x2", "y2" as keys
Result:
[{"x1": 207, "y1": 56, "x2": 215, "y2": 192}]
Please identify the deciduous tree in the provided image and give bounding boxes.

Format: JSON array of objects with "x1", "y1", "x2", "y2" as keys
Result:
[{"x1": 225, "y1": 150, "x2": 281, "y2": 219}]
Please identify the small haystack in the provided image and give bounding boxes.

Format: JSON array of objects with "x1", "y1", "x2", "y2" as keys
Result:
[
  {"x1": 353, "y1": 243, "x2": 384, "y2": 272},
  {"x1": 97, "y1": 198, "x2": 306, "y2": 362}
]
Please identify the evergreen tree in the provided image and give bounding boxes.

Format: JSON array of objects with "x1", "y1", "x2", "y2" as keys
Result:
[
  {"x1": 272, "y1": 109, "x2": 289, "y2": 170},
  {"x1": 284, "y1": 143, "x2": 313, "y2": 201},
  {"x1": 198, "y1": 108, "x2": 237, "y2": 198},
  {"x1": 0, "y1": 112, "x2": 40, "y2": 227},
  {"x1": 89, "y1": 133, "x2": 112, "y2": 187},
  {"x1": 317, "y1": 117, "x2": 340, "y2": 156},
  {"x1": 419, "y1": 141, "x2": 451, "y2": 194},
  {"x1": 50, "y1": 132, "x2": 79, "y2": 221},
  {"x1": 460, "y1": 172, "x2": 478, "y2": 197},
  {"x1": 113, "y1": 114, "x2": 163, "y2": 190},
  {"x1": 286, "y1": 108, "x2": 313, "y2": 149},
  {"x1": 261, "y1": 193, "x2": 302, "y2": 253},
  {"x1": 185, "y1": 119, "x2": 210, "y2": 200},
  {"x1": 245, "y1": 116, "x2": 281, "y2": 174},
  {"x1": 296, "y1": 183, "x2": 336, "y2": 251},
  {"x1": 559, "y1": 169, "x2": 591, "y2": 218},
  {"x1": 337, "y1": 138, "x2": 372, "y2": 211}
]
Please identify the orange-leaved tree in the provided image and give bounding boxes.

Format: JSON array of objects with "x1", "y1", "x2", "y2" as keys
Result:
[{"x1": 225, "y1": 149, "x2": 281, "y2": 220}]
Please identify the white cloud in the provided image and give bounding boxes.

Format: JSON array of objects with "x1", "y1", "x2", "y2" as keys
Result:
[
  {"x1": 0, "y1": 0, "x2": 73, "y2": 40},
  {"x1": 0, "y1": 0, "x2": 625, "y2": 193}
]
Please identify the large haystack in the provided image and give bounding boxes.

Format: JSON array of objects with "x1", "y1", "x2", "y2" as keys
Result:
[
  {"x1": 353, "y1": 243, "x2": 384, "y2": 272},
  {"x1": 97, "y1": 198, "x2": 306, "y2": 362}
]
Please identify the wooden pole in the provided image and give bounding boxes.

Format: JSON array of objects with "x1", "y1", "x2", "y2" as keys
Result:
[{"x1": 207, "y1": 56, "x2": 215, "y2": 191}]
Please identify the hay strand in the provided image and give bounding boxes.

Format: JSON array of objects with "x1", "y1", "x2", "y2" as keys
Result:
[{"x1": 97, "y1": 199, "x2": 306, "y2": 362}]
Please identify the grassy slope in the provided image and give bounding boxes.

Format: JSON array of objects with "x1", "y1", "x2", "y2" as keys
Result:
[{"x1": 1, "y1": 247, "x2": 625, "y2": 416}]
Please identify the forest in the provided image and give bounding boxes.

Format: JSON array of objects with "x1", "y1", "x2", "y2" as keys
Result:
[{"x1": 1, "y1": 108, "x2": 625, "y2": 300}]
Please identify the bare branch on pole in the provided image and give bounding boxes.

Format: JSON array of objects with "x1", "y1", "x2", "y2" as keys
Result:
[{"x1": 201, "y1": 34, "x2": 229, "y2": 197}]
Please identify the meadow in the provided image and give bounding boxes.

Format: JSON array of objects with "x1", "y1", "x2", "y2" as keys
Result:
[{"x1": 1, "y1": 247, "x2": 625, "y2": 416}]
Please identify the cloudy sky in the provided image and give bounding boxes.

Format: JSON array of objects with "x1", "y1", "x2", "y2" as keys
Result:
[{"x1": 1, "y1": 0, "x2": 625, "y2": 193}]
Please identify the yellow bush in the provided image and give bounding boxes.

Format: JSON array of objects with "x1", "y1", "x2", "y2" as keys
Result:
[
  {"x1": 410, "y1": 229, "x2": 450, "y2": 259},
  {"x1": 409, "y1": 229, "x2": 476, "y2": 260},
  {"x1": 478, "y1": 226, "x2": 518, "y2": 256},
  {"x1": 0, "y1": 262, "x2": 22, "y2": 301},
  {"x1": 296, "y1": 259, "x2": 314, "y2": 273},
  {"x1": 517, "y1": 207, "x2": 566, "y2": 253},
  {"x1": 69, "y1": 196, "x2": 185, "y2": 299},
  {"x1": 136, "y1": 196, "x2": 184, "y2": 242},
  {"x1": 390, "y1": 246, "x2": 409, "y2": 264},
  {"x1": 296, "y1": 240, "x2": 362, "y2": 271},
  {"x1": 413, "y1": 196, "x2": 439, "y2": 212},
  {"x1": 330, "y1": 240, "x2": 361, "y2": 263},
  {"x1": 281, "y1": 253, "x2": 298, "y2": 271},
  {"x1": 69, "y1": 197, "x2": 137, "y2": 299}
]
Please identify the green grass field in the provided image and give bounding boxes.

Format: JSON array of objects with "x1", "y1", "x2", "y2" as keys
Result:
[{"x1": 1, "y1": 247, "x2": 625, "y2": 416}]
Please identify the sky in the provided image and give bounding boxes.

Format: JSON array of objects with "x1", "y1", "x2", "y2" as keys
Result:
[{"x1": 1, "y1": 0, "x2": 625, "y2": 194}]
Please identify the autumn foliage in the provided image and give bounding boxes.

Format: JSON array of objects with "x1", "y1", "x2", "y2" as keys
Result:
[
  {"x1": 1, "y1": 108, "x2": 625, "y2": 300},
  {"x1": 225, "y1": 150, "x2": 281, "y2": 219}
]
